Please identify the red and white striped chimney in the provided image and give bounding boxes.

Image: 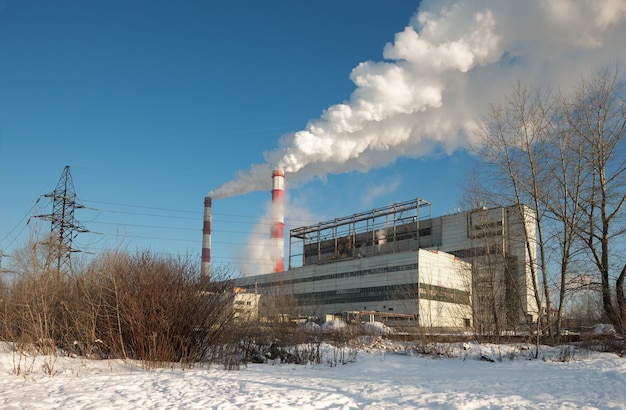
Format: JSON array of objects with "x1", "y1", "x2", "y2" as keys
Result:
[
  {"x1": 270, "y1": 169, "x2": 285, "y2": 272},
  {"x1": 201, "y1": 196, "x2": 212, "y2": 281}
]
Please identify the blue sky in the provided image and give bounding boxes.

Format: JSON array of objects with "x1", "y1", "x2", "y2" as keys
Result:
[{"x1": 1, "y1": 1, "x2": 624, "y2": 275}]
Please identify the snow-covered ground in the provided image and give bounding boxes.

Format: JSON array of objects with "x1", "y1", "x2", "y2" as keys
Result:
[{"x1": 1, "y1": 341, "x2": 625, "y2": 409}]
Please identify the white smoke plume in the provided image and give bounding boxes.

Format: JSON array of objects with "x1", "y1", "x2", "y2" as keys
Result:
[
  {"x1": 238, "y1": 198, "x2": 285, "y2": 276},
  {"x1": 210, "y1": 0, "x2": 626, "y2": 200}
]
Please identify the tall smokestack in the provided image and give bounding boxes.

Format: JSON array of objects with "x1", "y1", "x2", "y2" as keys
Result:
[
  {"x1": 271, "y1": 169, "x2": 285, "y2": 272},
  {"x1": 201, "y1": 196, "x2": 212, "y2": 281}
]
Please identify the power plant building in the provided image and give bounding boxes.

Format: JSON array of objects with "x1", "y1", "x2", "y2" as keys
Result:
[
  {"x1": 238, "y1": 247, "x2": 472, "y2": 328},
  {"x1": 226, "y1": 173, "x2": 538, "y2": 330}
]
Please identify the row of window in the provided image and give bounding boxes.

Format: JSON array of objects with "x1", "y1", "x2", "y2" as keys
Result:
[
  {"x1": 293, "y1": 283, "x2": 470, "y2": 307},
  {"x1": 295, "y1": 283, "x2": 419, "y2": 306},
  {"x1": 241, "y1": 263, "x2": 419, "y2": 291}
]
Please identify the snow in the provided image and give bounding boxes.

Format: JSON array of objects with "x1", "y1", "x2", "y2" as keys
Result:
[
  {"x1": 1, "y1": 341, "x2": 625, "y2": 409},
  {"x1": 594, "y1": 324, "x2": 616, "y2": 334},
  {"x1": 364, "y1": 321, "x2": 393, "y2": 335},
  {"x1": 321, "y1": 320, "x2": 347, "y2": 332}
]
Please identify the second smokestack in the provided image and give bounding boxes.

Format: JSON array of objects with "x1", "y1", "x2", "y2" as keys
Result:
[
  {"x1": 201, "y1": 196, "x2": 212, "y2": 281},
  {"x1": 271, "y1": 169, "x2": 285, "y2": 272}
]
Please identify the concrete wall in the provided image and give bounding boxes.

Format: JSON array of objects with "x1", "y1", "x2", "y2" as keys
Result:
[
  {"x1": 429, "y1": 205, "x2": 539, "y2": 327},
  {"x1": 236, "y1": 249, "x2": 472, "y2": 329}
]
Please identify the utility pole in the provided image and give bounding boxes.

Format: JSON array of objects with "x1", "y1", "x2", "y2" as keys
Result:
[
  {"x1": 0, "y1": 250, "x2": 14, "y2": 276},
  {"x1": 36, "y1": 166, "x2": 88, "y2": 274}
]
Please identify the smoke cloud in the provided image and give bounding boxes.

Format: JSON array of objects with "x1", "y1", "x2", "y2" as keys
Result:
[
  {"x1": 238, "y1": 199, "x2": 285, "y2": 276},
  {"x1": 210, "y1": 0, "x2": 626, "y2": 200}
]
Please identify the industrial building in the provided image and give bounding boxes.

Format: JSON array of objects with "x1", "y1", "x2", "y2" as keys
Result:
[
  {"x1": 208, "y1": 171, "x2": 539, "y2": 330},
  {"x1": 231, "y1": 287, "x2": 261, "y2": 323},
  {"x1": 237, "y1": 246, "x2": 472, "y2": 329},
  {"x1": 436, "y1": 205, "x2": 539, "y2": 330}
]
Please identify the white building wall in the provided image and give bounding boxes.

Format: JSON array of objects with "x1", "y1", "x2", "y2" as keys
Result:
[
  {"x1": 237, "y1": 249, "x2": 471, "y2": 328},
  {"x1": 419, "y1": 300, "x2": 471, "y2": 328},
  {"x1": 419, "y1": 250, "x2": 470, "y2": 290},
  {"x1": 418, "y1": 250, "x2": 472, "y2": 328},
  {"x1": 505, "y1": 205, "x2": 539, "y2": 320},
  {"x1": 233, "y1": 292, "x2": 261, "y2": 322}
]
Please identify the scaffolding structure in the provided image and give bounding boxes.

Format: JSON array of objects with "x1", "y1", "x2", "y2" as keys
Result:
[{"x1": 289, "y1": 198, "x2": 432, "y2": 268}]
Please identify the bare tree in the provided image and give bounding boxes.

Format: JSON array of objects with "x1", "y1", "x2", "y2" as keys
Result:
[
  {"x1": 541, "y1": 92, "x2": 588, "y2": 338},
  {"x1": 470, "y1": 65, "x2": 626, "y2": 338},
  {"x1": 471, "y1": 83, "x2": 553, "y2": 338},
  {"x1": 8, "y1": 234, "x2": 63, "y2": 354},
  {"x1": 564, "y1": 65, "x2": 626, "y2": 334}
]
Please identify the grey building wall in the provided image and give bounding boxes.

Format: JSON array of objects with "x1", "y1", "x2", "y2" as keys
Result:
[{"x1": 429, "y1": 206, "x2": 538, "y2": 329}]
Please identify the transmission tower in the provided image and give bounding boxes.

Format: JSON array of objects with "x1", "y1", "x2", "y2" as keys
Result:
[{"x1": 36, "y1": 165, "x2": 88, "y2": 273}]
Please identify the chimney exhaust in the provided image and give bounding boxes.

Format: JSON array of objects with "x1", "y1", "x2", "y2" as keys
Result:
[
  {"x1": 271, "y1": 169, "x2": 285, "y2": 272},
  {"x1": 201, "y1": 196, "x2": 212, "y2": 281}
]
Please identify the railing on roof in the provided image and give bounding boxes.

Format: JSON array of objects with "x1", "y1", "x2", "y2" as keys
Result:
[{"x1": 288, "y1": 198, "x2": 432, "y2": 269}]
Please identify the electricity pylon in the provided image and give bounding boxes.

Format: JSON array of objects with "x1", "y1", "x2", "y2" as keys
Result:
[{"x1": 36, "y1": 166, "x2": 88, "y2": 273}]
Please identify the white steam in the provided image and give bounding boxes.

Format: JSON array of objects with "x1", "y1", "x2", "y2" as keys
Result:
[
  {"x1": 210, "y1": 0, "x2": 626, "y2": 200},
  {"x1": 238, "y1": 199, "x2": 285, "y2": 276}
]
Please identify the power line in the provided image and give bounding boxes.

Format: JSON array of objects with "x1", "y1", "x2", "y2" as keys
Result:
[
  {"x1": 82, "y1": 199, "x2": 197, "y2": 214},
  {"x1": 0, "y1": 195, "x2": 43, "y2": 248},
  {"x1": 82, "y1": 198, "x2": 313, "y2": 224},
  {"x1": 87, "y1": 209, "x2": 200, "y2": 221},
  {"x1": 6, "y1": 205, "x2": 304, "y2": 256},
  {"x1": 89, "y1": 221, "x2": 198, "y2": 231},
  {"x1": 4, "y1": 192, "x2": 313, "y2": 266}
]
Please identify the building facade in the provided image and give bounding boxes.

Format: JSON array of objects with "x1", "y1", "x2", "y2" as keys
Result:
[
  {"x1": 237, "y1": 248, "x2": 472, "y2": 329},
  {"x1": 435, "y1": 205, "x2": 539, "y2": 330},
  {"x1": 236, "y1": 199, "x2": 538, "y2": 330}
]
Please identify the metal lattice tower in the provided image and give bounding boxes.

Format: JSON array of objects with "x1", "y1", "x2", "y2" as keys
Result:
[{"x1": 36, "y1": 166, "x2": 88, "y2": 273}]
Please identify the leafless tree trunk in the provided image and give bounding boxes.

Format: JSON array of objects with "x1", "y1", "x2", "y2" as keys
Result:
[
  {"x1": 565, "y1": 65, "x2": 626, "y2": 335},
  {"x1": 541, "y1": 96, "x2": 587, "y2": 339},
  {"x1": 470, "y1": 65, "x2": 626, "y2": 338},
  {"x1": 471, "y1": 83, "x2": 552, "y2": 338}
]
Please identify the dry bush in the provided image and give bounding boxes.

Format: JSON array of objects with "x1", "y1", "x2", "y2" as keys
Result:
[
  {"x1": 217, "y1": 319, "x2": 324, "y2": 367},
  {"x1": 0, "y1": 277, "x2": 10, "y2": 342},
  {"x1": 1, "y1": 246, "x2": 237, "y2": 367},
  {"x1": 89, "y1": 251, "x2": 235, "y2": 366},
  {"x1": 2, "y1": 239, "x2": 66, "y2": 356}
]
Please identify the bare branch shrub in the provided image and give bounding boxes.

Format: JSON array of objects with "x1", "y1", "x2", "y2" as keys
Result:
[
  {"x1": 1, "y1": 246, "x2": 237, "y2": 368},
  {"x1": 94, "y1": 251, "x2": 235, "y2": 366}
]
